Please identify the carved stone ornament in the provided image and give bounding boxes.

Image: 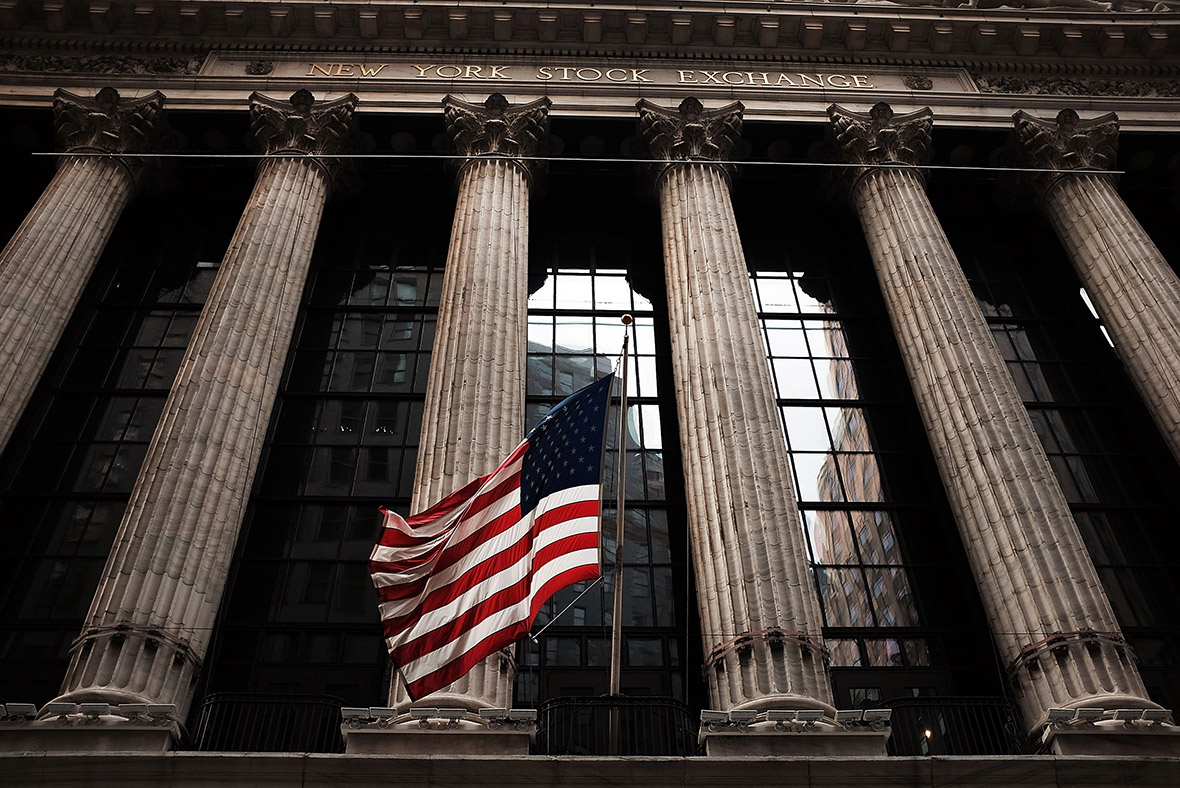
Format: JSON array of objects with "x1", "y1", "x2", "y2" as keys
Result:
[
  {"x1": 0, "y1": 54, "x2": 201, "y2": 75},
  {"x1": 637, "y1": 96, "x2": 743, "y2": 164},
  {"x1": 1013, "y1": 108, "x2": 1119, "y2": 172},
  {"x1": 828, "y1": 102, "x2": 933, "y2": 169},
  {"x1": 1013, "y1": 109, "x2": 1119, "y2": 198},
  {"x1": 249, "y1": 89, "x2": 358, "y2": 157},
  {"x1": 904, "y1": 75, "x2": 934, "y2": 91},
  {"x1": 976, "y1": 75, "x2": 1180, "y2": 98},
  {"x1": 442, "y1": 93, "x2": 551, "y2": 183},
  {"x1": 53, "y1": 86, "x2": 165, "y2": 154}
]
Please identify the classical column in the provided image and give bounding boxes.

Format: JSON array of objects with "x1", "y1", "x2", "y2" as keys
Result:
[
  {"x1": 391, "y1": 93, "x2": 549, "y2": 712},
  {"x1": 637, "y1": 98, "x2": 834, "y2": 714},
  {"x1": 54, "y1": 90, "x2": 357, "y2": 720},
  {"x1": 1015, "y1": 109, "x2": 1180, "y2": 466},
  {"x1": 0, "y1": 87, "x2": 162, "y2": 455},
  {"x1": 829, "y1": 102, "x2": 1158, "y2": 733}
]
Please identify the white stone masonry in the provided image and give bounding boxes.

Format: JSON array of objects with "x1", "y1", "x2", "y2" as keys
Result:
[
  {"x1": 639, "y1": 98, "x2": 834, "y2": 714},
  {"x1": 0, "y1": 87, "x2": 162, "y2": 455},
  {"x1": 1016, "y1": 109, "x2": 1180, "y2": 467},
  {"x1": 53, "y1": 90, "x2": 357, "y2": 721},
  {"x1": 391, "y1": 93, "x2": 549, "y2": 712},
  {"x1": 831, "y1": 102, "x2": 1159, "y2": 734}
]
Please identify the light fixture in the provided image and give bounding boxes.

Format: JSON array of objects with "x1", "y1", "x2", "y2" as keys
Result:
[
  {"x1": 796, "y1": 710, "x2": 824, "y2": 723},
  {"x1": 1112, "y1": 709, "x2": 1142, "y2": 722},
  {"x1": 340, "y1": 707, "x2": 370, "y2": 727},
  {"x1": 862, "y1": 709, "x2": 892, "y2": 729},
  {"x1": 1142, "y1": 709, "x2": 1172, "y2": 724},
  {"x1": 1046, "y1": 708, "x2": 1074, "y2": 724},
  {"x1": 507, "y1": 709, "x2": 536, "y2": 722},
  {"x1": 438, "y1": 708, "x2": 465, "y2": 728},
  {"x1": 117, "y1": 703, "x2": 149, "y2": 721},
  {"x1": 3, "y1": 703, "x2": 37, "y2": 720},
  {"x1": 147, "y1": 704, "x2": 176, "y2": 724},
  {"x1": 923, "y1": 729, "x2": 933, "y2": 739},
  {"x1": 369, "y1": 707, "x2": 398, "y2": 728},
  {"x1": 79, "y1": 703, "x2": 111, "y2": 721},
  {"x1": 728, "y1": 709, "x2": 758, "y2": 727},
  {"x1": 766, "y1": 710, "x2": 795, "y2": 723},
  {"x1": 700, "y1": 709, "x2": 728, "y2": 730},
  {"x1": 834, "y1": 709, "x2": 863, "y2": 728},
  {"x1": 479, "y1": 708, "x2": 508, "y2": 720},
  {"x1": 45, "y1": 702, "x2": 77, "y2": 720}
]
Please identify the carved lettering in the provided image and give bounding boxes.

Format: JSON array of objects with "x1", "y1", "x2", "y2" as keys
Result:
[{"x1": 302, "y1": 61, "x2": 880, "y2": 89}]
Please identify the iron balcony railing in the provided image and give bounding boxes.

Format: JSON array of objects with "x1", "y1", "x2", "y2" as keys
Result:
[
  {"x1": 537, "y1": 695, "x2": 699, "y2": 756},
  {"x1": 883, "y1": 695, "x2": 1031, "y2": 756},
  {"x1": 188, "y1": 692, "x2": 345, "y2": 753}
]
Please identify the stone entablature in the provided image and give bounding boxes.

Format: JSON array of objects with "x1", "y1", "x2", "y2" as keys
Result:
[{"x1": 0, "y1": 1, "x2": 1177, "y2": 63}]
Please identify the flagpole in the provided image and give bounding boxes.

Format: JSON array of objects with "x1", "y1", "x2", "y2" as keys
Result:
[{"x1": 608, "y1": 314, "x2": 632, "y2": 755}]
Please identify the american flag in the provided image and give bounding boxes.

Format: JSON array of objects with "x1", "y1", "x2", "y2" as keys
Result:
[{"x1": 370, "y1": 374, "x2": 614, "y2": 700}]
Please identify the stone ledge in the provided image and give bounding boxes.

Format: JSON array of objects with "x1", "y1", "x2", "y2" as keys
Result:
[
  {"x1": 703, "y1": 728, "x2": 890, "y2": 757},
  {"x1": 1042, "y1": 723, "x2": 1180, "y2": 756},
  {"x1": 0, "y1": 718, "x2": 180, "y2": 754},
  {"x1": 342, "y1": 724, "x2": 532, "y2": 755}
]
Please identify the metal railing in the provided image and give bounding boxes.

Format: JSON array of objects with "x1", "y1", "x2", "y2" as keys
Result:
[
  {"x1": 883, "y1": 696, "x2": 1030, "y2": 756},
  {"x1": 537, "y1": 695, "x2": 698, "y2": 756},
  {"x1": 188, "y1": 693, "x2": 345, "y2": 753}
]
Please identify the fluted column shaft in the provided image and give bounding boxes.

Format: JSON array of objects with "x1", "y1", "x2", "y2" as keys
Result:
[
  {"x1": 396, "y1": 158, "x2": 529, "y2": 711},
  {"x1": 411, "y1": 159, "x2": 529, "y2": 510},
  {"x1": 659, "y1": 163, "x2": 832, "y2": 712},
  {"x1": 391, "y1": 93, "x2": 549, "y2": 712},
  {"x1": 0, "y1": 88, "x2": 162, "y2": 455},
  {"x1": 1016, "y1": 108, "x2": 1180, "y2": 466},
  {"x1": 55, "y1": 91, "x2": 356, "y2": 720},
  {"x1": 835, "y1": 102, "x2": 1155, "y2": 732},
  {"x1": 640, "y1": 98, "x2": 833, "y2": 713},
  {"x1": 1043, "y1": 175, "x2": 1180, "y2": 463}
]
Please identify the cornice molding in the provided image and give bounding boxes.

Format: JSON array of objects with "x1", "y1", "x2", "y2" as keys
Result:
[{"x1": 0, "y1": 1, "x2": 1177, "y2": 65}]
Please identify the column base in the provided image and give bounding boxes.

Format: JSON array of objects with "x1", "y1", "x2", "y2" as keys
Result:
[
  {"x1": 702, "y1": 726, "x2": 890, "y2": 757},
  {"x1": 343, "y1": 720, "x2": 533, "y2": 755},
  {"x1": 0, "y1": 717, "x2": 179, "y2": 753},
  {"x1": 1042, "y1": 722, "x2": 1180, "y2": 756}
]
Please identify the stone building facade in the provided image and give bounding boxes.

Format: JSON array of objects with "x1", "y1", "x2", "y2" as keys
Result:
[{"x1": 1, "y1": 0, "x2": 1179, "y2": 784}]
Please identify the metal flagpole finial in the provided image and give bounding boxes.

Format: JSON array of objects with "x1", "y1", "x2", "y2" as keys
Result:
[{"x1": 621, "y1": 314, "x2": 633, "y2": 325}]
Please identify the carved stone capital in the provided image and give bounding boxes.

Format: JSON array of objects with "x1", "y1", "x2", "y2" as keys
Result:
[
  {"x1": 829, "y1": 102, "x2": 933, "y2": 169},
  {"x1": 53, "y1": 86, "x2": 165, "y2": 155},
  {"x1": 636, "y1": 97, "x2": 743, "y2": 192},
  {"x1": 442, "y1": 93, "x2": 551, "y2": 186},
  {"x1": 249, "y1": 89, "x2": 358, "y2": 191},
  {"x1": 1013, "y1": 109, "x2": 1119, "y2": 198},
  {"x1": 828, "y1": 102, "x2": 933, "y2": 197},
  {"x1": 249, "y1": 89, "x2": 358, "y2": 157}
]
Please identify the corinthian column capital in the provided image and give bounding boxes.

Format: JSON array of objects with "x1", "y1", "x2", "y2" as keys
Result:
[
  {"x1": 637, "y1": 97, "x2": 742, "y2": 191},
  {"x1": 828, "y1": 102, "x2": 932, "y2": 185},
  {"x1": 1013, "y1": 109, "x2": 1119, "y2": 198},
  {"x1": 53, "y1": 86, "x2": 165, "y2": 155},
  {"x1": 250, "y1": 89, "x2": 358, "y2": 153},
  {"x1": 637, "y1": 96, "x2": 743, "y2": 162},
  {"x1": 442, "y1": 92, "x2": 551, "y2": 186}
]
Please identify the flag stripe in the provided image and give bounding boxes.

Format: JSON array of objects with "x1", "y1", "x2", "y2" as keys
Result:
[{"x1": 370, "y1": 374, "x2": 614, "y2": 701}]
